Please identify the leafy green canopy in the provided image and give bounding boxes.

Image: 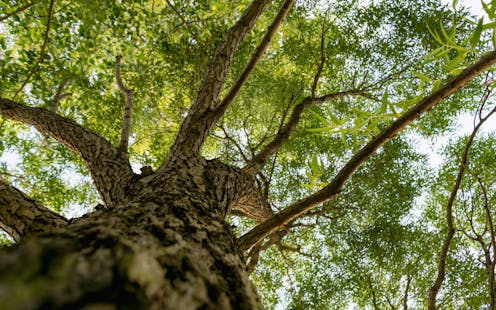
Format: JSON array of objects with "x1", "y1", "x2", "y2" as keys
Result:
[{"x1": 1, "y1": 0, "x2": 496, "y2": 308}]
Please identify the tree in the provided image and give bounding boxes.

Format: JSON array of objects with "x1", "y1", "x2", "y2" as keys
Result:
[{"x1": 0, "y1": 0, "x2": 496, "y2": 308}]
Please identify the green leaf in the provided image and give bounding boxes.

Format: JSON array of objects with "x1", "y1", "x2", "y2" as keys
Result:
[
  {"x1": 310, "y1": 155, "x2": 320, "y2": 175},
  {"x1": 469, "y1": 19, "x2": 484, "y2": 47},
  {"x1": 482, "y1": 1, "x2": 496, "y2": 20}
]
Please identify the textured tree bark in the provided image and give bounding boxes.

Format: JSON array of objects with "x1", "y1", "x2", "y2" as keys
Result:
[{"x1": 0, "y1": 159, "x2": 263, "y2": 309}]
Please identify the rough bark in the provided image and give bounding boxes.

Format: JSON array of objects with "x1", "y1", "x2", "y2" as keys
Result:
[
  {"x1": 0, "y1": 181, "x2": 68, "y2": 242},
  {"x1": 0, "y1": 98, "x2": 135, "y2": 206},
  {"x1": 164, "y1": 0, "x2": 272, "y2": 163},
  {"x1": 0, "y1": 158, "x2": 262, "y2": 309}
]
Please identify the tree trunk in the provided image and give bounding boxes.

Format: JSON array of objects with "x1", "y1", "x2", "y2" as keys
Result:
[{"x1": 0, "y1": 158, "x2": 262, "y2": 309}]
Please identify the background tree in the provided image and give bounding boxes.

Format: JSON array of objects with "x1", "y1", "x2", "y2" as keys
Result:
[{"x1": 1, "y1": 0, "x2": 496, "y2": 308}]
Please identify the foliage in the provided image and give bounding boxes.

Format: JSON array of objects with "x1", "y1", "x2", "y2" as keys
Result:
[{"x1": 2, "y1": 0, "x2": 496, "y2": 308}]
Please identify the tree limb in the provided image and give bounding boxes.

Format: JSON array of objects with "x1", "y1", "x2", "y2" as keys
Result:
[
  {"x1": 163, "y1": 0, "x2": 273, "y2": 164},
  {"x1": 0, "y1": 98, "x2": 134, "y2": 206},
  {"x1": 0, "y1": 180, "x2": 68, "y2": 242},
  {"x1": 244, "y1": 90, "x2": 372, "y2": 174},
  {"x1": 219, "y1": 0, "x2": 295, "y2": 110},
  {"x1": 238, "y1": 50, "x2": 496, "y2": 251},
  {"x1": 428, "y1": 91, "x2": 496, "y2": 310},
  {"x1": 0, "y1": 0, "x2": 38, "y2": 22},
  {"x1": 50, "y1": 77, "x2": 72, "y2": 113},
  {"x1": 115, "y1": 56, "x2": 135, "y2": 153},
  {"x1": 14, "y1": 0, "x2": 55, "y2": 98}
]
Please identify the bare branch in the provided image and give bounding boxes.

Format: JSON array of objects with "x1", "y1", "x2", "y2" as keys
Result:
[
  {"x1": 0, "y1": 180, "x2": 68, "y2": 242},
  {"x1": 0, "y1": 1, "x2": 38, "y2": 22},
  {"x1": 115, "y1": 56, "x2": 135, "y2": 153},
  {"x1": 239, "y1": 50, "x2": 496, "y2": 252},
  {"x1": 163, "y1": 0, "x2": 273, "y2": 164},
  {"x1": 0, "y1": 98, "x2": 134, "y2": 206},
  {"x1": 14, "y1": 0, "x2": 55, "y2": 99},
  {"x1": 244, "y1": 89, "x2": 372, "y2": 174}
]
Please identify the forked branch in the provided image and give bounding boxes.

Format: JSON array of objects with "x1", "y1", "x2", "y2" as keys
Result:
[
  {"x1": 0, "y1": 98, "x2": 134, "y2": 206},
  {"x1": 164, "y1": 0, "x2": 273, "y2": 164},
  {"x1": 244, "y1": 90, "x2": 373, "y2": 174},
  {"x1": 428, "y1": 92, "x2": 496, "y2": 310},
  {"x1": 0, "y1": 180, "x2": 68, "y2": 242},
  {"x1": 115, "y1": 56, "x2": 135, "y2": 153},
  {"x1": 239, "y1": 50, "x2": 496, "y2": 251},
  {"x1": 50, "y1": 77, "x2": 72, "y2": 113}
]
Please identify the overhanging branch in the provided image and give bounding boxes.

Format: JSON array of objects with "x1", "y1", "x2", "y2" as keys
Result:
[
  {"x1": 0, "y1": 180, "x2": 68, "y2": 242},
  {"x1": 0, "y1": 98, "x2": 134, "y2": 206},
  {"x1": 244, "y1": 90, "x2": 373, "y2": 174},
  {"x1": 238, "y1": 50, "x2": 496, "y2": 251}
]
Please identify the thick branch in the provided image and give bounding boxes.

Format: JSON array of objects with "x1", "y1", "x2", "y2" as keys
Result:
[
  {"x1": 0, "y1": 180, "x2": 67, "y2": 242},
  {"x1": 0, "y1": 98, "x2": 134, "y2": 206},
  {"x1": 238, "y1": 50, "x2": 496, "y2": 251},
  {"x1": 0, "y1": 1, "x2": 38, "y2": 22},
  {"x1": 115, "y1": 56, "x2": 135, "y2": 153},
  {"x1": 164, "y1": 0, "x2": 273, "y2": 163},
  {"x1": 14, "y1": 0, "x2": 55, "y2": 98},
  {"x1": 428, "y1": 102, "x2": 496, "y2": 310},
  {"x1": 244, "y1": 90, "x2": 373, "y2": 173}
]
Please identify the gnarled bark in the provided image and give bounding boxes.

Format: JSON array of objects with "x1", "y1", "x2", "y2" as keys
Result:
[
  {"x1": 164, "y1": 0, "x2": 272, "y2": 162},
  {"x1": 0, "y1": 98, "x2": 135, "y2": 206},
  {"x1": 0, "y1": 158, "x2": 263, "y2": 309},
  {"x1": 0, "y1": 181, "x2": 68, "y2": 242}
]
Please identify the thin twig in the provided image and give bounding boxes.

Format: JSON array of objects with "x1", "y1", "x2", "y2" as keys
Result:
[
  {"x1": 311, "y1": 23, "x2": 327, "y2": 97},
  {"x1": 0, "y1": 1, "x2": 38, "y2": 22},
  {"x1": 13, "y1": 0, "x2": 55, "y2": 99}
]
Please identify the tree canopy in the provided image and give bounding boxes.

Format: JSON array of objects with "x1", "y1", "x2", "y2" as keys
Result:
[{"x1": 2, "y1": 0, "x2": 496, "y2": 308}]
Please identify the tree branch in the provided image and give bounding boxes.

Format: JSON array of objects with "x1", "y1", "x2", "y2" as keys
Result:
[
  {"x1": 428, "y1": 92, "x2": 496, "y2": 310},
  {"x1": 115, "y1": 56, "x2": 135, "y2": 153},
  {"x1": 0, "y1": 98, "x2": 134, "y2": 206},
  {"x1": 244, "y1": 90, "x2": 372, "y2": 174},
  {"x1": 163, "y1": 0, "x2": 274, "y2": 164},
  {"x1": 0, "y1": 180, "x2": 68, "y2": 242},
  {"x1": 238, "y1": 50, "x2": 496, "y2": 251},
  {"x1": 0, "y1": 0, "x2": 38, "y2": 22},
  {"x1": 50, "y1": 77, "x2": 72, "y2": 113},
  {"x1": 219, "y1": 0, "x2": 295, "y2": 109},
  {"x1": 14, "y1": 0, "x2": 55, "y2": 99}
]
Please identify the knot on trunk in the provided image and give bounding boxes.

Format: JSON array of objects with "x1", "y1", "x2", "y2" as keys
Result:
[{"x1": 204, "y1": 159, "x2": 273, "y2": 222}]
